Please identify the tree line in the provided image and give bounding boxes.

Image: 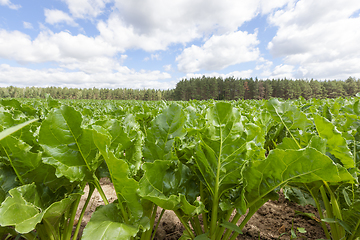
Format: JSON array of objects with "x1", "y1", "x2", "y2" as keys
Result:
[
  {"x1": 0, "y1": 76, "x2": 359, "y2": 101},
  {"x1": 0, "y1": 86, "x2": 174, "y2": 101},
  {"x1": 173, "y1": 76, "x2": 359, "y2": 100}
]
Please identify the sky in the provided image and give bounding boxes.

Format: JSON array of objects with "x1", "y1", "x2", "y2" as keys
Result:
[{"x1": 0, "y1": 0, "x2": 360, "y2": 90}]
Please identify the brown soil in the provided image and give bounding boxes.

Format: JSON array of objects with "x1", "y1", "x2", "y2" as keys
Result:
[
  {"x1": 76, "y1": 180, "x2": 328, "y2": 240},
  {"x1": 237, "y1": 195, "x2": 327, "y2": 240}
]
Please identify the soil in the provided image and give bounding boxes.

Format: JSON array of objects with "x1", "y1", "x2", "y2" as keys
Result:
[{"x1": 76, "y1": 179, "x2": 328, "y2": 240}]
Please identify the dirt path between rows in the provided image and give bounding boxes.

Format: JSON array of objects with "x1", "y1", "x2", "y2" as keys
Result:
[{"x1": 76, "y1": 179, "x2": 327, "y2": 239}]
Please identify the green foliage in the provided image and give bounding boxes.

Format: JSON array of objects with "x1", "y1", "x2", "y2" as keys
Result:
[{"x1": 0, "y1": 97, "x2": 360, "y2": 240}]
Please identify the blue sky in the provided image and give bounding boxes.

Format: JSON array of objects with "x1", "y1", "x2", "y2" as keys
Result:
[{"x1": 0, "y1": 0, "x2": 360, "y2": 89}]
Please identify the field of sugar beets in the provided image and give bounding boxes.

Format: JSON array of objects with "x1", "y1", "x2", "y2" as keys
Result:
[{"x1": 0, "y1": 95, "x2": 360, "y2": 240}]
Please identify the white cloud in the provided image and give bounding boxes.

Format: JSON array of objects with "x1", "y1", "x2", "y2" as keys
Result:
[
  {"x1": 0, "y1": 29, "x2": 117, "y2": 65},
  {"x1": 268, "y1": 0, "x2": 360, "y2": 79},
  {"x1": 163, "y1": 64, "x2": 172, "y2": 71},
  {"x1": 269, "y1": 64, "x2": 295, "y2": 79},
  {"x1": 0, "y1": 0, "x2": 20, "y2": 10},
  {"x1": 0, "y1": 28, "x2": 175, "y2": 89},
  {"x1": 176, "y1": 31, "x2": 260, "y2": 73},
  {"x1": 97, "y1": 0, "x2": 273, "y2": 52},
  {"x1": 0, "y1": 64, "x2": 174, "y2": 89},
  {"x1": 62, "y1": 0, "x2": 112, "y2": 19},
  {"x1": 255, "y1": 57, "x2": 273, "y2": 71},
  {"x1": 269, "y1": 0, "x2": 360, "y2": 28},
  {"x1": 59, "y1": 57, "x2": 120, "y2": 74},
  {"x1": 259, "y1": 0, "x2": 294, "y2": 15},
  {"x1": 44, "y1": 9, "x2": 78, "y2": 27},
  {"x1": 97, "y1": 14, "x2": 200, "y2": 52},
  {"x1": 297, "y1": 58, "x2": 360, "y2": 80},
  {"x1": 255, "y1": 57, "x2": 273, "y2": 77},
  {"x1": 93, "y1": 0, "x2": 303, "y2": 54},
  {"x1": 144, "y1": 53, "x2": 161, "y2": 62},
  {"x1": 151, "y1": 54, "x2": 160, "y2": 61},
  {"x1": 114, "y1": 0, "x2": 259, "y2": 34},
  {"x1": 23, "y1": 22, "x2": 33, "y2": 29}
]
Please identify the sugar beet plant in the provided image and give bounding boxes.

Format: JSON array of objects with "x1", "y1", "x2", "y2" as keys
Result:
[{"x1": 0, "y1": 97, "x2": 359, "y2": 240}]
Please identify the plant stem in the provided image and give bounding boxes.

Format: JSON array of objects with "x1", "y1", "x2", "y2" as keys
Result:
[
  {"x1": 210, "y1": 131, "x2": 224, "y2": 240},
  {"x1": 63, "y1": 194, "x2": 82, "y2": 240},
  {"x1": 222, "y1": 212, "x2": 242, "y2": 240},
  {"x1": 193, "y1": 216, "x2": 203, "y2": 236},
  {"x1": 174, "y1": 210, "x2": 195, "y2": 239},
  {"x1": 151, "y1": 209, "x2": 165, "y2": 240},
  {"x1": 305, "y1": 184, "x2": 331, "y2": 240},
  {"x1": 141, "y1": 204, "x2": 157, "y2": 240},
  {"x1": 190, "y1": 217, "x2": 202, "y2": 236},
  {"x1": 230, "y1": 207, "x2": 258, "y2": 240},
  {"x1": 228, "y1": 232, "x2": 238, "y2": 240},
  {"x1": 72, "y1": 184, "x2": 95, "y2": 240},
  {"x1": 353, "y1": 140, "x2": 357, "y2": 167},
  {"x1": 348, "y1": 214, "x2": 360, "y2": 240},
  {"x1": 148, "y1": 205, "x2": 158, "y2": 239},
  {"x1": 92, "y1": 176, "x2": 109, "y2": 205},
  {"x1": 324, "y1": 182, "x2": 345, "y2": 238},
  {"x1": 215, "y1": 208, "x2": 234, "y2": 240},
  {"x1": 200, "y1": 182, "x2": 208, "y2": 232},
  {"x1": 22, "y1": 232, "x2": 39, "y2": 240},
  {"x1": 41, "y1": 219, "x2": 58, "y2": 240},
  {"x1": 320, "y1": 185, "x2": 339, "y2": 240}
]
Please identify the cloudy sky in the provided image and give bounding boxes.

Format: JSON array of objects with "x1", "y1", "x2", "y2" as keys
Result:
[{"x1": 0, "y1": 0, "x2": 360, "y2": 89}]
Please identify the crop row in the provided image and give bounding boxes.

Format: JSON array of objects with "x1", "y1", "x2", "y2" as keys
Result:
[{"x1": 0, "y1": 96, "x2": 359, "y2": 240}]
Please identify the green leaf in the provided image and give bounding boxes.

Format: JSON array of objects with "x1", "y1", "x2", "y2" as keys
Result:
[
  {"x1": 297, "y1": 227, "x2": 307, "y2": 233},
  {"x1": 41, "y1": 191, "x2": 81, "y2": 230},
  {"x1": 283, "y1": 187, "x2": 317, "y2": 207},
  {"x1": 277, "y1": 137, "x2": 301, "y2": 150},
  {"x1": 82, "y1": 203, "x2": 140, "y2": 240},
  {"x1": 313, "y1": 114, "x2": 355, "y2": 168},
  {"x1": 265, "y1": 98, "x2": 312, "y2": 131},
  {"x1": 139, "y1": 160, "x2": 202, "y2": 215},
  {"x1": 220, "y1": 222, "x2": 243, "y2": 234},
  {"x1": 322, "y1": 217, "x2": 354, "y2": 235},
  {"x1": 94, "y1": 115, "x2": 143, "y2": 176},
  {"x1": 0, "y1": 99, "x2": 37, "y2": 117},
  {"x1": 106, "y1": 152, "x2": 142, "y2": 220},
  {"x1": 22, "y1": 162, "x2": 76, "y2": 192},
  {"x1": 143, "y1": 103, "x2": 186, "y2": 161},
  {"x1": 178, "y1": 102, "x2": 264, "y2": 238},
  {"x1": 342, "y1": 192, "x2": 360, "y2": 237},
  {"x1": 308, "y1": 135, "x2": 327, "y2": 154},
  {"x1": 244, "y1": 147, "x2": 355, "y2": 209},
  {"x1": 0, "y1": 118, "x2": 38, "y2": 141},
  {"x1": 39, "y1": 105, "x2": 105, "y2": 182},
  {"x1": 45, "y1": 93, "x2": 61, "y2": 109},
  {"x1": 0, "y1": 163, "x2": 19, "y2": 202},
  {"x1": 92, "y1": 126, "x2": 143, "y2": 221},
  {"x1": 0, "y1": 184, "x2": 43, "y2": 233},
  {"x1": 294, "y1": 210, "x2": 319, "y2": 222},
  {"x1": 0, "y1": 226, "x2": 17, "y2": 239},
  {"x1": 0, "y1": 183, "x2": 79, "y2": 234},
  {"x1": 0, "y1": 136, "x2": 42, "y2": 176},
  {"x1": 194, "y1": 233, "x2": 210, "y2": 240},
  {"x1": 0, "y1": 183, "x2": 81, "y2": 235},
  {"x1": 192, "y1": 102, "x2": 260, "y2": 198}
]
